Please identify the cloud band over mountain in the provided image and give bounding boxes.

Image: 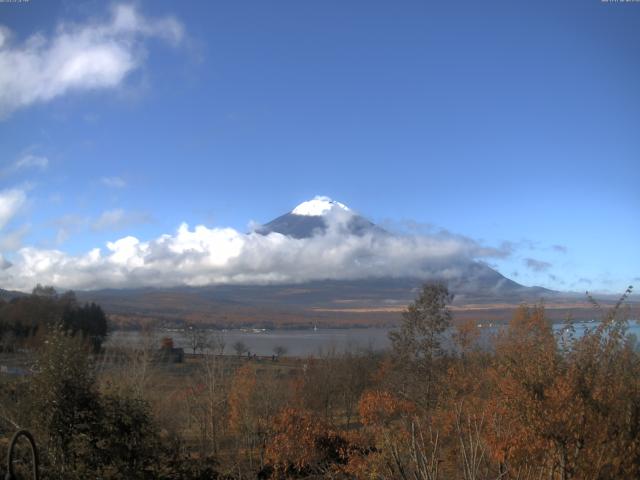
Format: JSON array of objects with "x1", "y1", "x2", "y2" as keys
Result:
[{"x1": 0, "y1": 207, "x2": 509, "y2": 292}]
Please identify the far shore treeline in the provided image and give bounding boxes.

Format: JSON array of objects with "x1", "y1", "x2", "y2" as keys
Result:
[{"x1": 0, "y1": 284, "x2": 108, "y2": 352}]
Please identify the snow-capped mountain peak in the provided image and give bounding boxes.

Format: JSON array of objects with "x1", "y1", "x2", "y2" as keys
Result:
[
  {"x1": 291, "y1": 196, "x2": 350, "y2": 216},
  {"x1": 257, "y1": 196, "x2": 377, "y2": 239}
]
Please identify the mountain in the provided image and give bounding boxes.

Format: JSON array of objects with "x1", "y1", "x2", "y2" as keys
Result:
[
  {"x1": 0, "y1": 288, "x2": 27, "y2": 302},
  {"x1": 74, "y1": 196, "x2": 561, "y2": 328},
  {"x1": 255, "y1": 196, "x2": 551, "y2": 299},
  {"x1": 256, "y1": 196, "x2": 384, "y2": 238}
]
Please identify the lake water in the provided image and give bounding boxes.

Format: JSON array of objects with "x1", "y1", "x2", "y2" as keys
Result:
[
  {"x1": 105, "y1": 320, "x2": 640, "y2": 357},
  {"x1": 106, "y1": 328, "x2": 392, "y2": 357}
]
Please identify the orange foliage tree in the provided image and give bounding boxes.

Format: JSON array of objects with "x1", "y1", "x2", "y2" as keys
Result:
[
  {"x1": 486, "y1": 289, "x2": 640, "y2": 479},
  {"x1": 263, "y1": 407, "x2": 372, "y2": 479}
]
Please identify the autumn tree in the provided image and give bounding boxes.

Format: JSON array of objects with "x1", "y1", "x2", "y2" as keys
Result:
[
  {"x1": 485, "y1": 303, "x2": 560, "y2": 476},
  {"x1": 557, "y1": 287, "x2": 640, "y2": 478},
  {"x1": 263, "y1": 407, "x2": 372, "y2": 479},
  {"x1": 486, "y1": 289, "x2": 640, "y2": 479},
  {"x1": 228, "y1": 363, "x2": 260, "y2": 473},
  {"x1": 295, "y1": 353, "x2": 343, "y2": 425},
  {"x1": 357, "y1": 390, "x2": 443, "y2": 480}
]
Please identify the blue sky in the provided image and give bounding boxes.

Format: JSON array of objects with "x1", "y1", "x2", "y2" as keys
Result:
[{"x1": 0, "y1": 0, "x2": 638, "y2": 293}]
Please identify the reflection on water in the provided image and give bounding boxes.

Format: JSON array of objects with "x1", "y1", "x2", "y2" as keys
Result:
[{"x1": 105, "y1": 320, "x2": 640, "y2": 357}]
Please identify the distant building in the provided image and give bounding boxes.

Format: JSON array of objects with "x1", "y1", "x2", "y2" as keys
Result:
[{"x1": 157, "y1": 336, "x2": 184, "y2": 363}]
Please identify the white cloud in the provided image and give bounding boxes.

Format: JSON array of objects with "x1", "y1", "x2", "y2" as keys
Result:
[
  {"x1": 14, "y1": 154, "x2": 49, "y2": 170},
  {"x1": 0, "y1": 4, "x2": 183, "y2": 118},
  {"x1": 100, "y1": 176, "x2": 126, "y2": 188},
  {"x1": 0, "y1": 188, "x2": 26, "y2": 230},
  {"x1": 0, "y1": 209, "x2": 509, "y2": 291}
]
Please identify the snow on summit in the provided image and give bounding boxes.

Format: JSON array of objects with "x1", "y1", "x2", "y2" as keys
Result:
[{"x1": 291, "y1": 196, "x2": 350, "y2": 216}]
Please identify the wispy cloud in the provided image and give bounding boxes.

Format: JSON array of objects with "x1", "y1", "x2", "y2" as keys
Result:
[
  {"x1": 92, "y1": 208, "x2": 150, "y2": 231},
  {"x1": 552, "y1": 244, "x2": 568, "y2": 254},
  {"x1": 524, "y1": 257, "x2": 552, "y2": 272},
  {"x1": 1, "y1": 153, "x2": 49, "y2": 177},
  {"x1": 0, "y1": 224, "x2": 29, "y2": 252},
  {"x1": 100, "y1": 176, "x2": 126, "y2": 188},
  {"x1": 51, "y1": 214, "x2": 87, "y2": 245},
  {"x1": 0, "y1": 188, "x2": 26, "y2": 230},
  {"x1": 548, "y1": 274, "x2": 564, "y2": 284},
  {"x1": 14, "y1": 154, "x2": 49, "y2": 171},
  {"x1": 377, "y1": 219, "x2": 513, "y2": 259},
  {"x1": 0, "y1": 4, "x2": 183, "y2": 118}
]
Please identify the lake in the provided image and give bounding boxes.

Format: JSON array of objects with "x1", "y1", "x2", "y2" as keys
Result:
[{"x1": 105, "y1": 320, "x2": 640, "y2": 357}]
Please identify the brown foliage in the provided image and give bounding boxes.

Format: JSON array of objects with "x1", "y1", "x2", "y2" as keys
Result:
[
  {"x1": 484, "y1": 293, "x2": 640, "y2": 479},
  {"x1": 358, "y1": 390, "x2": 416, "y2": 428},
  {"x1": 227, "y1": 363, "x2": 257, "y2": 436},
  {"x1": 264, "y1": 407, "x2": 372, "y2": 479}
]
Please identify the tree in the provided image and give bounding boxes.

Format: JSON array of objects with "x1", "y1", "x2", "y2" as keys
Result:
[
  {"x1": 273, "y1": 345, "x2": 287, "y2": 358},
  {"x1": 233, "y1": 340, "x2": 248, "y2": 357},
  {"x1": 61, "y1": 301, "x2": 108, "y2": 352},
  {"x1": 0, "y1": 288, "x2": 108, "y2": 351},
  {"x1": 29, "y1": 325, "x2": 100, "y2": 477},
  {"x1": 28, "y1": 326, "x2": 170, "y2": 479},
  {"x1": 484, "y1": 291, "x2": 640, "y2": 480},
  {"x1": 191, "y1": 333, "x2": 228, "y2": 456},
  {"x1": 388, "y1": 282, "x2": 453, "y2": 408},
  {"x1": 186, "y1": 324, "x2": 207, "y2": 355},
  {"x1": 107, "y1": 328, "x2": 158, "y2": 400},
  {"x1": 93, "y1": 393, "x2": 161, "y2": 479},
  {"x1": 228, "y1": 363, "x2": 259, "y2": 473},
  {"x1": 334, "y1": 349, "x2": 378, "y2": 426},
  {"x1": 295, "y1": 351, "x2": 342, "y2": 424},
  {"x1": 32, "y1": 284, "x2": 57, "y2": 298},
  {"x1": 263, "y1": 407, "x2": 366, "y2": 478}
]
